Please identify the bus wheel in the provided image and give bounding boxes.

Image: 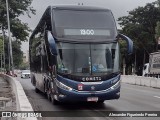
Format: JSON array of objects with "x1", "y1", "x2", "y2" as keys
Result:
[
  {"x1": 97, "y1": 100, "x2": 104, "y2": 103},
  {"x1": 51, "y1": 95, "x2": 59, "y2": 105},
  {"x1": 35, "y1": 88, "x2": 40, "y2": 93},
  {"x1": 43, "y1": 83, "x2": 47, "y2": 96},
  {"x1": 47, "y1": 90, "x2": 51, "y2": 101}
]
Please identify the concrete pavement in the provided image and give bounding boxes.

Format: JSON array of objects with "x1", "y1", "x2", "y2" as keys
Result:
[
  {"x1": 0, "y1": 74, "x2": 38, "y2": 120},
  {"x1": 0, "y1": 77, "x2": 16, "y2": 111}
]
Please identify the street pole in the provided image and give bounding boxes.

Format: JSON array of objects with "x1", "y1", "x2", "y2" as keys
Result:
[
  {"x1": 8, "y1": 43, "x2": 10, "y2": 72},
  {"x1": 2, "y1": 28, "x2": 5, "y2": 73},
  {"x1": 6, "y1": 0, "x2": 14, "y2": 75},
  {"x1": 1, "y1": 52, "x2": 2, "y2": 73},
  {"x1": 134, "y1": 49, "x2": 137, "y2": 75}
]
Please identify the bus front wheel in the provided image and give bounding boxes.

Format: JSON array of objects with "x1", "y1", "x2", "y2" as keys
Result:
[
  {"x1": 35, "y1": 88, "x2": 40, "y2": 93},
  {"x1": 47, "y1": 90, "x2": 51, "y2": 101},
  {"x1": 51, "y1": 95, "x2": 59, "y2": 105},
  {"x1": 97, "y1": 100, "x2": 104, "y2": 103}
]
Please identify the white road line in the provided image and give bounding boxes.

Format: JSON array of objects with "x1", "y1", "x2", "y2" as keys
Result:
[{"x1": 154, "y1": 96, "x2": 160, "y2": 99}]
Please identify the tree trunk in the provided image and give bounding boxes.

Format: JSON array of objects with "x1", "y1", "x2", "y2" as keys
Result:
[{"x1": 123, "y1": 57, "x2": 126, "y2": 75}]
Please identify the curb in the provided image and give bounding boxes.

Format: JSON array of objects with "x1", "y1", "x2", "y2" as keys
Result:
[{"x1": 0, "y1": 74, "x2": 38, "y2": 120}]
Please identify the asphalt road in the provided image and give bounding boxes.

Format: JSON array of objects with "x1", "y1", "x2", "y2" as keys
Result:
[{"x1": 17, "y1": 76, "x2": 160, "y2": 120}]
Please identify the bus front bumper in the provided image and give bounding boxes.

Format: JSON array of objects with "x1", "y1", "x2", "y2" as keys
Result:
[{"x1": 55, "y1": 83, "x2": 120, "y2": 102}]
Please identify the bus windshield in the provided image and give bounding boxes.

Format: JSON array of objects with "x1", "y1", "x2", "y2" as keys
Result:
[
  {"x1": 57, "y1": 42, "x2": 119, "y2": 76},
  {"x1": 53, "y1": 10, "x2": 117, "y2": 40}
]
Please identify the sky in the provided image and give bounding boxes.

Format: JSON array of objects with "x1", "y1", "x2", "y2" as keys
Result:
[{"x1": 21, "y1": 0, "x2": 156, "y2": 53}]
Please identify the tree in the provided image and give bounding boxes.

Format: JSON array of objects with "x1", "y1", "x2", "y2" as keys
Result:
[
  {"x1": 0, "y1": 0, "x2": 35, "y2": 70},
  {"x1": 0, "y1": 38, "x2": 3, "y2": 71},
  {"x1": 0, "y1": 34, "x2": 23, "y2": 71},
  {"x1": 4, "y1": 37, "x2": 23, "y2": 70},
  {"x1": 155, "y1": 21, "x2": 160, "y2": 38},
  {"x1": 155, "y1": 21, "x2": 160, "y2": 50},
  {"x1": 0, "y1": 0, "x2": 35, "y2": 42},
  {"x1": 118, "y1": 0, "x2": 160, "y2": 75},
  {"x1": 19, "y1": 62, "x2": 29, "y2": 70},
  {"x1": 0, "y1": 37, "x2": 3, "y2": 52}
]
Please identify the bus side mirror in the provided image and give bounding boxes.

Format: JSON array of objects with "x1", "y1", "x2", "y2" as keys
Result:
[
  {"x1": 118, "y1": 33, "x2": 133, "y2": 55},
  {"x1": 47, "y1": 31, "x2": 57, "y2": 55}
]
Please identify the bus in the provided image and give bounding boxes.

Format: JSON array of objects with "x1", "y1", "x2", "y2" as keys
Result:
[{"x1": 29, "y1": 5, "x2": 133, "y2": 104}]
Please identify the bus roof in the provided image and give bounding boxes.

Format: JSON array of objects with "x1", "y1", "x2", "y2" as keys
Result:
[
  {"x1": 51, "y1": 5, "x2": 110, "y2": 11},
  {"x1": 30, "y1": 5, "x2": 112, "y2": 40}
]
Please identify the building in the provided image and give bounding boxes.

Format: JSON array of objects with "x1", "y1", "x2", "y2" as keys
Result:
[{"x1": 23, "y1": 51, "x2": 29, "y2": 63}]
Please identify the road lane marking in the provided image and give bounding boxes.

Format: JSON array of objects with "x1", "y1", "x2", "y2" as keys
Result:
[{"x1": 154, "y1": 96, "x2": 160, "y2": 99}]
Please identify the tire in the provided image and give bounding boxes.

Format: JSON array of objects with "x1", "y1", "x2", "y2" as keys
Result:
[
  {"x1": 31, "y1": 75, "x2": 36, "y2": 86},
  {"x1": 47, "y1": 90, "x2": 51, "y2": 101},
  {"x1": 44, "y1": 80, "x2": 51, "y2": 101},
  {"x1": 43, "y1": 82, "x2": 47, "y2": 96},
  {"x1": 97, "y1": 100, "x2": 104, "y2": 103},
  {"x1": 35, "y1": 88, "x2": 40, "y2": 93},
  {"x1": 51, "y1": 95, "x2": 59, "y2": 105}
]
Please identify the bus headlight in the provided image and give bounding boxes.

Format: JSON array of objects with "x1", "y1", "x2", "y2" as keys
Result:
[
  {"x1": 55, "y1": 80, "x2": 73, "y2": 91},
  {"x1": 111, "y1": 80, "x2": 120, "y2": 90}
]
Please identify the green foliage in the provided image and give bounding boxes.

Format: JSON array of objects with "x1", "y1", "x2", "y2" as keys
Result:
[
  {"x1": 3, "y1": 37, "x2": 23, "y2": 69},
  {"x1": 0, "y1": 0, "x2": 35, "y2": 42},
  {"x1": 0, "y1": 0, "x2": 35, "y2": 70},
  {"x1": 119, "y1": 39, "x2": 127, "y2": 52},
  {"x1": 155, "y1": 21, "x2": 160, "y2": 40},
  {"x1": 0, "y1": 37, "x2": 3, "y2": 52},
  {"x1": 12, "y1": 42, "x2": 23, "y2": 68},
  {"x1": 118, "y1": 2, "x2": 160, "y2": 52},
  {"x1": 19, "y1": 62, "x2": 29, "y2": 70},
  {"x1": 118, "y1": 0, "x2": 160, "y2": 75}
]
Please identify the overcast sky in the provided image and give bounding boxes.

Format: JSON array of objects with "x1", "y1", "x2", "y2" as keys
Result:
[{"x1": 21, "y1": 0, "x2": 156, "y2": 53}]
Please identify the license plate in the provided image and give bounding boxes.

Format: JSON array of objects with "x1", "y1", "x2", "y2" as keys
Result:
[{"x1": 87, "y1": 97, "x2": 98, "y2": 102}]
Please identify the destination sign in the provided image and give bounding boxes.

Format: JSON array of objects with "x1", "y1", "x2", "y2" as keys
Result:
[{"x1": 64, "y1": 29, "x2": 111, "y2": 36}]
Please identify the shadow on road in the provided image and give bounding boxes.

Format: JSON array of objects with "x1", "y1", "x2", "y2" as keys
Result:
[
  {"x1": 36, "y1": 90, "x2": 117, "y2": 111},
  {"x1": 57, "y1": 102, "x2": 116, "y2": 111}
]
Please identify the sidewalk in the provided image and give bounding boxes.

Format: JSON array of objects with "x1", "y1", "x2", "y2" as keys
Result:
[{"x1": 0, "y1": 77, "x2": 16, "y2": 111}]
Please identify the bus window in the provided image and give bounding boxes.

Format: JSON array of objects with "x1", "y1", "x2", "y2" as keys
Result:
[{"x1": 53, "y1": 10, "x2": 117, "y2": 40}]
